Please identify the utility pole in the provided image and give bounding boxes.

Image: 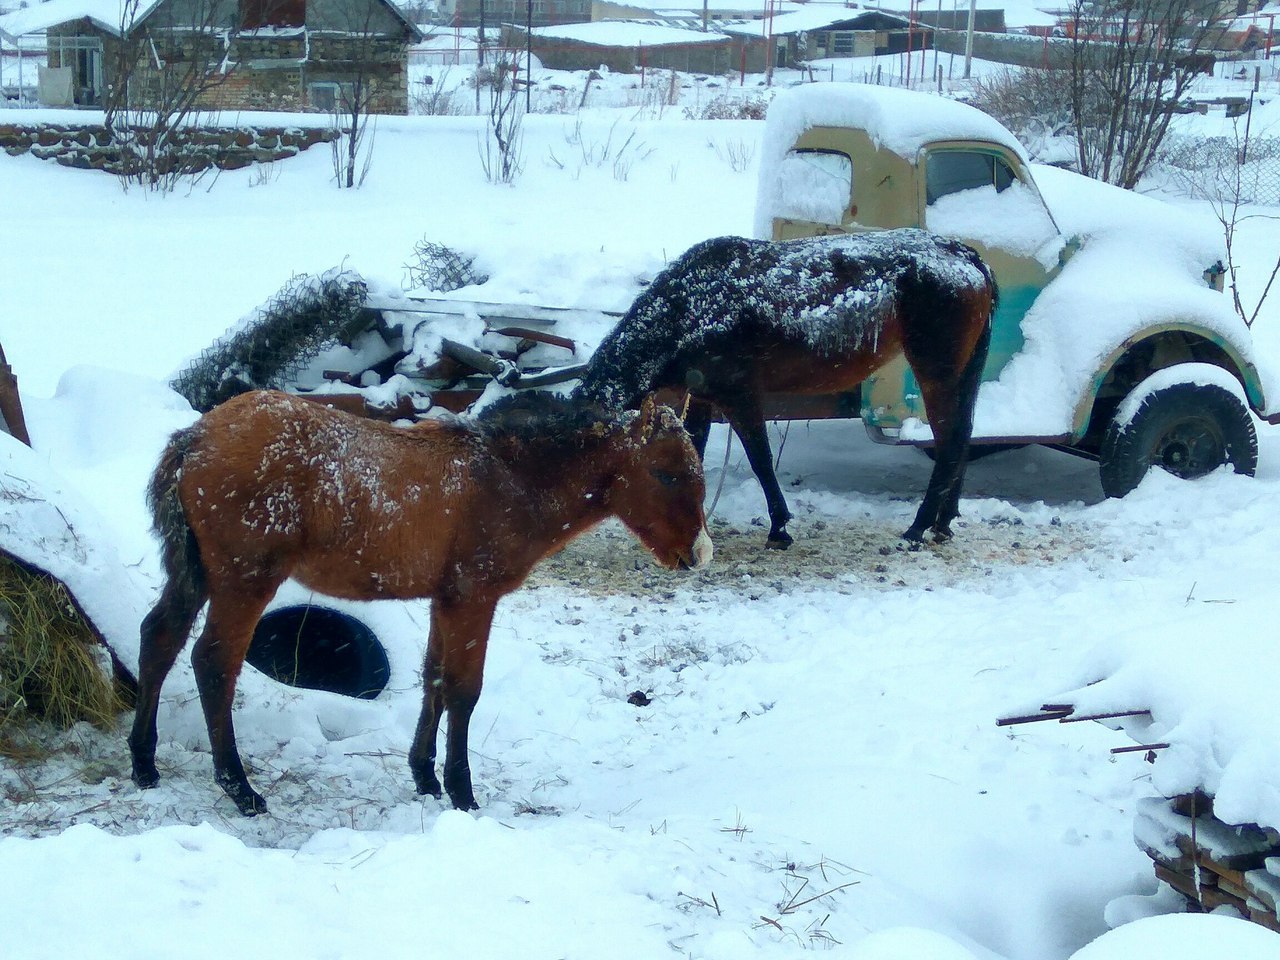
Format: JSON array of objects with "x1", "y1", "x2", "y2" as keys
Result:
[{"x1": 963, "y1": 0, "x2": 976, "y2": 78}]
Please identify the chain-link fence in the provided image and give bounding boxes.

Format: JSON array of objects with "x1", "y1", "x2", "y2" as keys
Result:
[
  {"x1": 1159, "y1": 134, "x2": 1280, "y2": 207},
  {"x1": 171, "y1": 269, "x2": 370, "y2": 413}
]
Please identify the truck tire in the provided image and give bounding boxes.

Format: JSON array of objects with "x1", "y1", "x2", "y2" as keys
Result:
[{"x1": 1099, "y1": 381, "x2": 1257, "y2": 498}]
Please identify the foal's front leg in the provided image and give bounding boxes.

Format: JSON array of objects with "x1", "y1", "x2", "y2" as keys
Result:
[{"x1": 408, "y1": 596, "x2": 497, "y2": 810}]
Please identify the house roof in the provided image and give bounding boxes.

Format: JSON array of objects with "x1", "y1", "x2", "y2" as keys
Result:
[
  {"x1": 721, "y1": 6, "x2": 911, "y2": 36},
  {"x1": 530, "y1": 19, "x2": 731, "y2": 46},
  {"x1": 0, "y1": 0, "x2": 160, "y2": 41}
]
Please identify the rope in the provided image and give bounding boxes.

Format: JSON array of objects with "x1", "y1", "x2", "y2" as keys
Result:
[{"x1": 705, "y1": 425, "x2": 733, "y2": 523}]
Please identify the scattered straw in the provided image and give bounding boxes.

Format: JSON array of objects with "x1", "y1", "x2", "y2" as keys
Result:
[{"x1": 0, "y1": 554, "x2": 125, "y2": 758}]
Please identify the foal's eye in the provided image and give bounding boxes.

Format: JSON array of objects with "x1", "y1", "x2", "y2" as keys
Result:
[{"x1": 652, "y1": 470, "x2": 680, "y2": 487}]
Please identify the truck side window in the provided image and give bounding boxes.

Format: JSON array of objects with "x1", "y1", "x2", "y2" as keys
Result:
[
  {"x1": 773, "y1": 149, "x2": 854, "y2": 226},
  {"x1": 926, "y1": 151, "x2": 1015, "y2": 205}
]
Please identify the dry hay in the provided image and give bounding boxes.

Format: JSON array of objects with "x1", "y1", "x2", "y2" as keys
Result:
[
  {"x1": 526, "y1": 512, "x2": 1113, "y2": 600},
  {"x1": 0, "y1": 553, "x2": 126, "y2": 759}
]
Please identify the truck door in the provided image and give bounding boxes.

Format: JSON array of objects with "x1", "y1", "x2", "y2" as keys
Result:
[{"x1": 919, "y1": 145, "x2": 1065, "y2": 381}]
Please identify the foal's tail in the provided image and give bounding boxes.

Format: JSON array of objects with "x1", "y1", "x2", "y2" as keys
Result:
[{"x1": 147, "y1": 426, "x2": 207, "y2": 619}]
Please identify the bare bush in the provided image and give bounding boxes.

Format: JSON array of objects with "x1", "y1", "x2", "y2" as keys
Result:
[{"x1": 688, "y1": 92, "x2": 770, "y2": 121}]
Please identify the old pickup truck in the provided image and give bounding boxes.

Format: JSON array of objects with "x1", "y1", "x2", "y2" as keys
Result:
[{"x1": 754, "y1": 82, "x2": 1272, "y2": 496}]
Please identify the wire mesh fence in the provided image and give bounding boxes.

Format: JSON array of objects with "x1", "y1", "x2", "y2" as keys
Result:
[
  {"x1": 170, "y1": 269, "x2": 370, "y2": 413},
  {"x1": 1159, "y1": 133, "x2": 1280, "y2": 207}
]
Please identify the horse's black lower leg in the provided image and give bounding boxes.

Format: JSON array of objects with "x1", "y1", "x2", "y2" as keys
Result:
[
  {"x1": 408, "y1": 637, "x2": 445, "y2": 799},
  {"x1": 442, "y1": 687, "x2": 480, "y2": 811},
  {"x1": 727, "y1": 407, "x2": 792, "y2": 549},
  {"x1": 683, "y1": 402, "x2": 713, "y2": 461},
  {"x1": 129, "y1": 582, "x2": 203, "y2": 789}
]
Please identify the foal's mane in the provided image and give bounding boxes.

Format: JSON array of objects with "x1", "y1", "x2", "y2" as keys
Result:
[{"x1": 475, "y1": 391, "x2": 620, "y2": 450}]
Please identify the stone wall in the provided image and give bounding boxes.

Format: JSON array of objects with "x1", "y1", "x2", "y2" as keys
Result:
[{"x1": 0, "y1": 121, "x2": 338, "y2": 173}]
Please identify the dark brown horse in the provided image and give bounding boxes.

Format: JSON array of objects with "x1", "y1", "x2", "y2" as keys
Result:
[
  {"x1": 128, "y1": 390, "x2": 712, "y2": 815},
  {"x1": 575, "y1": 230, "x2": 997, "y2": 548}
]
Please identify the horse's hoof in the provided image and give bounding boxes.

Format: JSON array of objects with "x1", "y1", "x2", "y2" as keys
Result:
[
  {"x1": 901, "y1": 526, "x2": 926, "y2": 543},
  {"x1": 931, "y1": 525, "x2": 955, "y2": 543},
  {"x1": 766, "y1": 529, "x2": 793, "y2": 550},
  {"x1": 447, "y1": 791, "x2": 479, "y2": 811},
  {"x1": 131, "y1": 767, "x2": 159, "y2": 790},
  {"x1": 415, "y1": 781, "x2": 443, "y2": 800},
  {"x1": 412, "y1": 768, "x2": 443, "y2": 798},
  {"x1": 220, "y1": 776, "x2": 267, "y2": 817}
]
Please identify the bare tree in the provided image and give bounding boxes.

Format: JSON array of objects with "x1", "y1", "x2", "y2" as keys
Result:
[
  {"x1": 1164, "y1": 107, "x2": 1280, "y2": 327},
  {"x1": 105, "y1": 0, "x2": 243, "y2": 191},
  {"x1": 477, "y1": 48, "x2": 523, "y2": 184},
  {"x1": 1065, "y1": 0, "x2": 1227, "y2": 189}
]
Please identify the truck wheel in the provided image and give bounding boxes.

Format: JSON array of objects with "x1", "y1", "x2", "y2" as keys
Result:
[{"x1": 1099, "y1": 381, "x2": 1257, "y2": 498}]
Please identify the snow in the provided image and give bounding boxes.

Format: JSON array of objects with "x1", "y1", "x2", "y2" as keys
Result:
[
  {"x1": 531, "y1": 20, "x2": 730, "y2": 47},
  {"x1": 4, "y1": 75, "x2": 1280, "y2": 960}
]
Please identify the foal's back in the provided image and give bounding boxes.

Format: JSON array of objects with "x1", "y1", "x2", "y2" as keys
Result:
[{"x1": 178, "y1": 391, "x2": 482, "y2": 598}]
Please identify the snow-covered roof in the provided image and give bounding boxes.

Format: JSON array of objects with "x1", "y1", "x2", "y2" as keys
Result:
[
  {"x1": 532, "y1": 19, "x2": 731, "y2": 46},
  {"x1": 0, "y1": 0, "x2": 159, "y2": 40},
  {"x1": 593, "y1": 0, "x2": 804, "y2": 14},
  {"x1": 721, "y1": 4, "x2": 907, "y2": 36},
  {"x1": 755, "y1": 85, "x2": 1026, "y2": 227}
]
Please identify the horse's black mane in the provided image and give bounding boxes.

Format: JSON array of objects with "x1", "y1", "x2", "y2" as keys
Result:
[{"x1": 576, "y1": 231, "x2": 993, "y2": 410}]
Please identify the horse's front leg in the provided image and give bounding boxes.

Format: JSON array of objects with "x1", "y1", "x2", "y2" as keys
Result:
[
  {"x1": 409, "y1": 596, "x2": 497, "y2": 810},
  {"x1": 725, "y1": 398, "x2": 792, "y2": 549}
]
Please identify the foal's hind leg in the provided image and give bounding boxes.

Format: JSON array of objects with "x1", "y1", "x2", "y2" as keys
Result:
[
  {"x1": 129, "y1": 580, "x2": 205, "y2": 789},
  {"x1": 191, "y1": 575, "x2": 280, "y2": 816}
]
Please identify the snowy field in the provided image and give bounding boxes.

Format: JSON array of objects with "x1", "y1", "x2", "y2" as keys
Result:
[{"x1": 3, "y1": 73, "x2": 1280, "y2": 959}]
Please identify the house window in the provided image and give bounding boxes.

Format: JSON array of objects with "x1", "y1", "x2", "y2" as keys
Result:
[
  {"x1": 241, "y1": 0, "x2": 306, "y2": 29},
  {"x1": 925, "y1": 150, "x2": 1014, "y2": 205},
  {"x1": 830, "y1": 31, "x2": 855, "y2": 55},
  {"x1": 309, "y1": 81, "x2": 343, "y2": 111}
]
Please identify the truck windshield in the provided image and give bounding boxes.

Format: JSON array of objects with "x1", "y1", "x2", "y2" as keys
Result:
[
  {"x1": 773, "y1": 149, "x2": 853, "y2": 226},
  {"x1": 926, "y1": 151, "x2": 1015, "y2": 205}
]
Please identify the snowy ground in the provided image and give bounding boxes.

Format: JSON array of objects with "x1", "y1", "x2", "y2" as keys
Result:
[{"x1": 3, "y1": 74, "x2": 1280, "y2": 959}]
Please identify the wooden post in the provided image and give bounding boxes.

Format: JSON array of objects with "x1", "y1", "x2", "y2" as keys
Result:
[{"x1": 0, "y1": 344, "x2": 32, "y2": 447}]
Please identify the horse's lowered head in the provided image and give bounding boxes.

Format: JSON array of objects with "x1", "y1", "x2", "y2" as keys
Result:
[{"x1": 609, "y1": 394, "x2": 713, "y2": 571}]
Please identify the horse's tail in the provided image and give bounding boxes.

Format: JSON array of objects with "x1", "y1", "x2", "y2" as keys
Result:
[{"x1": 146, "y1": 426, "x2": 207, "y2": 618}]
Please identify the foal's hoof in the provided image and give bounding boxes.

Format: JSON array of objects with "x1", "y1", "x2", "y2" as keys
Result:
[
  {"x1": 131, "y1": 767, "x2": 160, "y2": 790},
  {"x1": 901, "y1": 525, "x2": 927, "y2": 543},
  {"x1": 931, "y1": 524, "x2": 955, "y2": 543}
]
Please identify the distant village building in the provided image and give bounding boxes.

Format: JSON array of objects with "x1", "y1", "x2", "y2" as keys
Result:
[{"x1": 0, "y1": 0, "x2": 422, "y2": 112}]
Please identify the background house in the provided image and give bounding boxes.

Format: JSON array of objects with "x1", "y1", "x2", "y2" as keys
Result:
[{"x1": 0, "y1": 0, "x2": 421, "y2": 112}]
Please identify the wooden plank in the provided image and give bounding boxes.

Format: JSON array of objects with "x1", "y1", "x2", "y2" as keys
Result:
[
  {"x1": 1250, "y1": 908, "x2": 1280, "y2": 932},
  {"x1": 372, "y1": 295, "x2": 622, "y2": 331},
  {"x1": 1155, "y1": 863, "x2": 1201, "y2": 902},
  {"x1": 1199, "y1": 882, "x2": 1247, "y2": 914}
]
